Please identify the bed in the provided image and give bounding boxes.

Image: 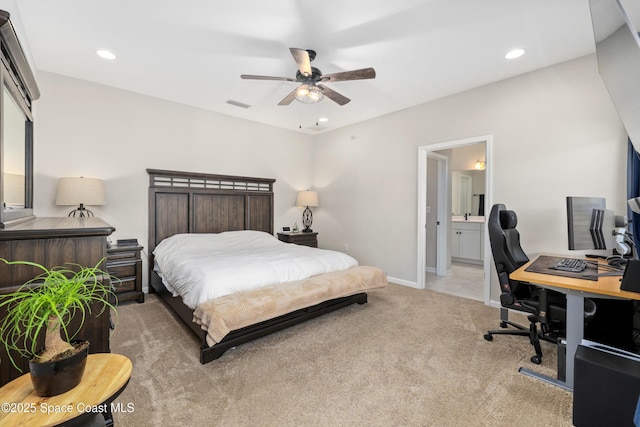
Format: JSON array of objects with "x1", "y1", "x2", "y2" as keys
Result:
[{"x1": 147, "y1": 169, "x2": 387, "y2": 363}]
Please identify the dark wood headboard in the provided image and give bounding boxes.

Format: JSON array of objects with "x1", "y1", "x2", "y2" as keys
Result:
[{"x1": 147, "y1": 169, "x2": 275, "y2": 256}]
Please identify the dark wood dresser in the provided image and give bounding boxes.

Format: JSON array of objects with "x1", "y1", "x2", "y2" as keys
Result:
[
  {"x1": 277, "y1": 231, "x2": 318, "y2": 247},
  {"x1": 0, "y1": 217, "x2": 115, "y2": 386},
  {"x1": 106, "y1": 242, "x2": 144, "y2": 304}
]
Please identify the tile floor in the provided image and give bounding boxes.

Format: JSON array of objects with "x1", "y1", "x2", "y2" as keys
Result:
[{"x1": 425, "y1": 262, "x2": 484, "y2": 301}]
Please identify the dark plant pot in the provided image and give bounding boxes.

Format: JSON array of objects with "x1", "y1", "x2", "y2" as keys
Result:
[{"x1": 28, "y1": 341, "x2": 89, "y2": 397}]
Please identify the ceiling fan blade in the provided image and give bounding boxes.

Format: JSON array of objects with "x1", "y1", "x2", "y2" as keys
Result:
[
  {"x1": 318, "y1": 84, "x2": 350, "y2": 105},
  {"x1": 241, "y1": 74, "x2": 296, "y2": 82},
  {"x1": 278, "y1": 88, "x2": 297, "y2": 106},
  {"x1": 321, "y1": 67, "x2": 376, "y2": 83},
  {"x1": 289, "y1": 48, "x2": 312, "y2": 77}
]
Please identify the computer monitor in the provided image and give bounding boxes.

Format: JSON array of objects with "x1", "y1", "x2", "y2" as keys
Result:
[{"x1": 566, "y1": 196, "x2": 616, "y2": 251}]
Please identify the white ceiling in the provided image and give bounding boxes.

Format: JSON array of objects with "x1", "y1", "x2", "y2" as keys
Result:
[{"x1": 11, "y1": 0, "x2": 597, "y2": 134}]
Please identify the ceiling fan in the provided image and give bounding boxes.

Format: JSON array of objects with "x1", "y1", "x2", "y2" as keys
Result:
[{"x1": 240, "y1": 48, "x2": 376, "y2": 106}]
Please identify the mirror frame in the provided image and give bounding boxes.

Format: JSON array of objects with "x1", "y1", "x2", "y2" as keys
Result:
[{"x1": 0, "y1": 10, "x2": 39, "y2": 228}]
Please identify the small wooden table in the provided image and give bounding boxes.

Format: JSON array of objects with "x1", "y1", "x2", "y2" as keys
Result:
[
  {"x1": 0, "y1": 353, "x2": 132, "y2": 427},
  {"x1": 277, "y1": 231, "x2": 318, "y2": 247}
]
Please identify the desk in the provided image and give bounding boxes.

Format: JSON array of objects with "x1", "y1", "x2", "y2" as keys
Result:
[
  {"x1": 510, "y1": 255, "x2": 640, "y2": 391},
  {"x1": 0, "y1": 353, "x2": 132, "y2": 426}
]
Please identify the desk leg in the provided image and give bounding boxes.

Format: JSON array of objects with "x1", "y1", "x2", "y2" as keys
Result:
[
  {"x1": 518, "y1": 294, "x2": 583, "y2": 392},
  {"x1": 564, "y1": 293, "x2": 584, "y2": 391}
]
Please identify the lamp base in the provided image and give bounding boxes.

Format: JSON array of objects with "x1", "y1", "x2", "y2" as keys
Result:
[
  {"x1": 302, "y1": 207, "x2": 314, "y2": 234},
  {"x1": 68, "y1": 203, "x2": 94, "y2": 217}
]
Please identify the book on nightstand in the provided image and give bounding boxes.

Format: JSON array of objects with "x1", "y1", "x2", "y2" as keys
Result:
[{"x1": 116, "y1": 238, "x2": 139, "y2": 246}]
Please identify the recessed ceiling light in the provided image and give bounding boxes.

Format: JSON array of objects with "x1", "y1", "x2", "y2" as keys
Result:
[
  {"x1": 96, "y1": 49, "x2": 116, "y2": 60},
  {"x1": 318, "y1": 117, "x2": 328, "y2": 122},
  {"x1": 505, "y1": 48, "x2": 525, "y2": 60}
]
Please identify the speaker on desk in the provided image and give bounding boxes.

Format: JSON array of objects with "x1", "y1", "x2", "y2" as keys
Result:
[
  {"x1": 621, "y1": 259, "x2": 640, "y2": 293},
  {"x1": 573, "y1": 340, "x2": 640, "y2": 426}
]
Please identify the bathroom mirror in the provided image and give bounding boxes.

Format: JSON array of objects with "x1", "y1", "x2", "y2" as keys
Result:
[{"x1": 452, "y1": 169, "x2": 485, "y2": 216}]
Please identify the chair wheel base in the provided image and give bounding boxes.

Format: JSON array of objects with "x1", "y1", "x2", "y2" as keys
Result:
[
  {"x1": 499, "y1": 321, "x2": 508, "y2": 328},
  {"x1": 531, "y1": 355, "x2": 542, "y2": 364},
  {"x1": 484, "y1": 333, "x2": 493, "y2": 341}
]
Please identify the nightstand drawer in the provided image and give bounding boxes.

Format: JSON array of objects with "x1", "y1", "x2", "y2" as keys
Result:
[
  {"x1": 107, "y1": 250, "x2": 139, "y2": 261},
  {"x1": 107, "y1": 262, "x2": 137, "y2": 279},
  {"x1": 113, "y1": 277, "x2": 136, "y2": 293}
]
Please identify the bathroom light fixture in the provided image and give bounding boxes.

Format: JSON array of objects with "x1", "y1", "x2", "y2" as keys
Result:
[
  {"x1": 474, "y1": 160, "x2": 486, "y2": 170},
  {"x1": 96, "y1": 49, "x2": 116, "y2": 60},
  {"x1": 505, "y1": 48, "x2": 525, "y2": 59},
  {"x1": 294, "y1": 84, "x2": 324, "y2": 104}
]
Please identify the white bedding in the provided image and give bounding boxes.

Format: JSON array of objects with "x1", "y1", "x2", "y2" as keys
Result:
[{"x1": 153, "y1": 230, "x2": 359, "y2": 309}]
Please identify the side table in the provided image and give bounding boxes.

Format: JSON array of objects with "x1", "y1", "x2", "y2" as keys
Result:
[
  {"x1": 277, "y1": 231, "x2": 318, "y2": 247},
  {"x1": 106, "y1": 243, "x2": 144, "y2": 304},
  {"x1": 0, "y1": 353, "x2": 132, "y2": 426}
]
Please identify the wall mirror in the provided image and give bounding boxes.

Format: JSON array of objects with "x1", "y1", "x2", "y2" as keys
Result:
[
  {"x1": 452, "y1": 169, "x2": 485, "y2": 216},
  {"x1": 0, "y1": 10, "x2": 39, "y2": 228}
]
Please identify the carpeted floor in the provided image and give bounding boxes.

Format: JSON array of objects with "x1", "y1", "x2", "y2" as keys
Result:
[{"x1": 110, "y1": 283, "x2": 572, "y2": 426}]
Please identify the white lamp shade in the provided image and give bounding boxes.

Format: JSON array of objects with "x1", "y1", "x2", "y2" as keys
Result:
[
  {"x1": 56, "y1": 177, "x2": 106, "y2": 206},
  {"x1": 296, "y1": 190, "x2": 318, "y2": 207}
]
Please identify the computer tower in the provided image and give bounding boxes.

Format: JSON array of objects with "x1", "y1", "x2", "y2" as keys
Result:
[{"x1": 573, "y1": 340, "x2": 640, "y2": 426}]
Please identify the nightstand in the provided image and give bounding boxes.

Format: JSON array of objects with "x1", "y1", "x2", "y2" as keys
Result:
[
  {"x1": 277, "y1": 231, "x2": 318, "y2": 248},
  {"x1": 106, "y1": 243, "x2": 144, "y2": 303}
]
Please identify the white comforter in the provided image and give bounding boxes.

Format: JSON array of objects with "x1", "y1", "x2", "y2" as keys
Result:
[{"x1": 153, "y1": 230, "x2": 359, "y2": 309}]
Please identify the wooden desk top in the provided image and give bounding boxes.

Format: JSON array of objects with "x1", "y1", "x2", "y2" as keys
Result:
[
  {"x1": 0, "y1": 353, "x2": 132, "y2": 427},
  {"x1": 511, "y1": 255, "x2": 640, "y2": 300}
]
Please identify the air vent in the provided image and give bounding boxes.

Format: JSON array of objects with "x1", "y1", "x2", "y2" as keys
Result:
[
  {"x1": 226, "y1": 100, "x2": 251, "y2": 109},
  {"x1": 307, "y1": 125, "x2": 329, "y2": 132}
]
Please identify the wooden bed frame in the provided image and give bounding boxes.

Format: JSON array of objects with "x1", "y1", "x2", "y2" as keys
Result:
[{"x1": 147, "y1": 169, "x2": 367, "y2": 363}]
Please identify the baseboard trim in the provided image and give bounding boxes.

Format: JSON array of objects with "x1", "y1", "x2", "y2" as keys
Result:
[{"x1": 387, "y1": 276, "x2": 420, "y2": 289}]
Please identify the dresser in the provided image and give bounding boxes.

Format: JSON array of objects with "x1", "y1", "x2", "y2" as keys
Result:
[
  {"x1": 106, "y1": 242, "x2": 144, "y2": 303},
  {"x1": 0, "y1": 217, "x2": 115, "y2": 386},
  {"x1": 277, "y1": 231, "x2": 318, "y2": 247}
]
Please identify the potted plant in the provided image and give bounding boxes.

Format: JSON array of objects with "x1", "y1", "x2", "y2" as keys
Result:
[{"x1": 0, "y1": 258, "x2": 117, "y2": 397}]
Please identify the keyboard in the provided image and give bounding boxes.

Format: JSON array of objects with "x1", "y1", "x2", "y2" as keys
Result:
[{"x1": 554, "y1": 258, "x2": 588, "y2": 273}]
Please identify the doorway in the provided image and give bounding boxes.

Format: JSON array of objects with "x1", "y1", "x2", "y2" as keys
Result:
[{"x1": 417, "y1": 135, "x2": 493, "y2": 304}]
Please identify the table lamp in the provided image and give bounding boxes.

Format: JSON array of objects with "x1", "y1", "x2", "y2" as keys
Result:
[
  {"x1": 296, "y1": 190, "x2": 318, "y2": 233},
  {"x1": 55, "y1": 177, "x2": 106, "y2": 217}
]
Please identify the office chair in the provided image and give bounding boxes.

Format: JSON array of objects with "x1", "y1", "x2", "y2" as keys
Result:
[{"x1": 483, "y1": 204, "x2": 596, "y2": 364}]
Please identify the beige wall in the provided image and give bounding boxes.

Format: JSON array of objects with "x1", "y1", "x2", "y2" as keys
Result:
[
  {"x1": 313, "y1": 54, "x2": 627, "y2": 303},
  {"x1": 22, "y1": 53, "x2": 626, "y2": 306},
  {"x1": 32, "y1": 72, "x2": 315, "y2": 289}
]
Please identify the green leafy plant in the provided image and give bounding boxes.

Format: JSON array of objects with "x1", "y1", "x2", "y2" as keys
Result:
[{"x1": 0, "y1": 258, "x2": 117, "y2": 370}]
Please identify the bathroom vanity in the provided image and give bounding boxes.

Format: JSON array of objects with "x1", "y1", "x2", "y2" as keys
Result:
[{"x1": 451, "y1": 216, "x2": 484, "y2": 265}]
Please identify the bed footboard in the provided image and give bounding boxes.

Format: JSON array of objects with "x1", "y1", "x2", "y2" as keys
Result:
[
  {"x1": 151, "y1": 270, "x2": 368, "y2": 363},
  {"x1": 201, "y1": 293, "x2": 367, "y2": 363}
]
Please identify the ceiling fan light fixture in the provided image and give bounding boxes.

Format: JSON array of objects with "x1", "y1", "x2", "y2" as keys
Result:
[{"x1": 295, "y1": 84, "x2": 324, "y2": 104}]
